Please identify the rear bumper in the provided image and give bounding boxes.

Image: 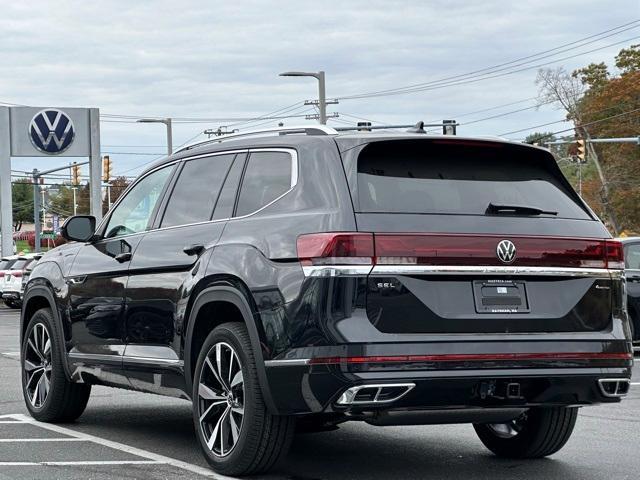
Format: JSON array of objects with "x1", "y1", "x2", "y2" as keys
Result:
[
  {"x1": 1, "y1": 291, "x2": 20, "y2": 302},
  {"x1": 264, "y1": 344, "x2": 633, "y2": 415}
]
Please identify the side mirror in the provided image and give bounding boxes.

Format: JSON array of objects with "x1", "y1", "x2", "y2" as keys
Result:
[{"x1": 60, "y1": 215, "x2": 96, "y2": 242}]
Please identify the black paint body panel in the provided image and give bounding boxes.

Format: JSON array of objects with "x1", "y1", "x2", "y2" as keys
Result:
[{"x1": 20, "y1": 134, "x2": 632, "y2": 419}]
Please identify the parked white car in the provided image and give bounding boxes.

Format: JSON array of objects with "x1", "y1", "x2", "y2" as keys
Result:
[{"x1": 2, "y1": 254, "x2": 40, "y2": 308}]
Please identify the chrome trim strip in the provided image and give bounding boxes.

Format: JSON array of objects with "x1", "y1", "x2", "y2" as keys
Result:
[
  {"x1": 302, "y1": 265, "x2": 373, "y2": 277},
  {"x1": 68, "y1": 352, "x2": 183, "y2": 367},
  {"x1": 371, "y1": 265, "x2": 619, "y2": 277},
  {"x1": 122, "y1": 356, "x2": 183, "y2": 367},
  {"x1": 67, "y1": 353, "x2": 121, "y2": 363},
  {"x1": 264, "y1": 358, "x2": 311, "y2": 367}
]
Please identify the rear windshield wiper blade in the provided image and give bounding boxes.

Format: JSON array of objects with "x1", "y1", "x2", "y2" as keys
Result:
[{"x1": 486, "y1": 202, "x2": 558, "y2": 216}]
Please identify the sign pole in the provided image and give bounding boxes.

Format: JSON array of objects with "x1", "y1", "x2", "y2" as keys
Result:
[
  {"x1": 33, "y1": 169, "x2": 41, "y2": 253},
  {"x1": 89, "y1": 108, "x2": 102, "y2": 222},
  {"x1": 0, "y1": 107, "x2": 13, "y2": 257}
]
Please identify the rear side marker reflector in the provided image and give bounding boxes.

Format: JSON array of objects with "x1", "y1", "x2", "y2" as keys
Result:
[
  {"x1": 296, "y1": 233, "x2": 624, "y2": 271},
  {"x1": 308, "y1": 352, "x2": 633, "y2": 365}
]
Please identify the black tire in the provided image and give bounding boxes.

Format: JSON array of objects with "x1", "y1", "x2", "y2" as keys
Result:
[
  {"x1": 192, "y1": 322, "x2": 295, "y2": 476},
  {"x1": 4, "y1": 300, "x2": 15, "y2": 308},
  {"x1": 21, "y1": 308, "x2": 91, "y2": 422},
  {"x1": 474, "y1": 407, "x2": 578, "y2": 458}
]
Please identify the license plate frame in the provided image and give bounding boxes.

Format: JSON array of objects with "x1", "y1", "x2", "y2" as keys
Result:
[{"x1": 472, "y1": 279, "x2": 530, "y2": 314}]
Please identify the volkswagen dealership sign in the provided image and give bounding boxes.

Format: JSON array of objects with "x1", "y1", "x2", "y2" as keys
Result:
[
  {"x1": 29, "y1": 109, "x2": 76, "y2": 154},
  {"x1": 1, "y1": 105, "x2": 102, "y2": 257},
  {"x1": 9, "y1": 106, "x2": 90, "y2": 157}
]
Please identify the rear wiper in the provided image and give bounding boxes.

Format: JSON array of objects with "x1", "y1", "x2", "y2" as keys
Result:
[{"x1": 486, "y1": 202, "x2": 558, "y2": 216}]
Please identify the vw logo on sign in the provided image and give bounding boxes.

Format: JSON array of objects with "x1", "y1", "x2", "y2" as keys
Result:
[
  {"x1": 496, "y1": 240, "x2": 516, "y2": 264},
  {"x1": 29, "y1": 109, "x2": 75, "y2": 154}
]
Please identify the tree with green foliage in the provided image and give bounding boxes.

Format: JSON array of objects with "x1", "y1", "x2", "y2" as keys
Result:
[{"x1": 12, "y1": 180, "x2": 34, "y2": 230}]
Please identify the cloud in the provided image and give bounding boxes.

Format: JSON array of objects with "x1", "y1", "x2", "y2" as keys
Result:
[{"x1": 2, "y1": 0, "x2": 637, "y2": 174}]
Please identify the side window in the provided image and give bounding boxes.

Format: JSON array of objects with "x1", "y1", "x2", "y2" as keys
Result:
[
  {"x1": 625, "y1": 244, "x2": 640, "y2": 270},
  {"x1": 213, "y1": 154, "x2": 246, "y2": 220},
  {"x1": 235, "y1": 151, "x2": 293, "y2": 217},
  {"x1": 104, "y1": 166, "x2": 172, "y2": 238},
  {"x1": 161, "y1": 154, "x2": 235, "y2": 228}
]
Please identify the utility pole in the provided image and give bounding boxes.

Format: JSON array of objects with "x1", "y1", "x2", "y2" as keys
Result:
[
  {"x1": 137, "y1": 118, "x2": 173, "y2": 155},
  {"x1": 279, "y1": 71, "x2": 335, "y2": 125},
  {"x1": 33, "y1": 161, "x2": 89, "y2": 252}
]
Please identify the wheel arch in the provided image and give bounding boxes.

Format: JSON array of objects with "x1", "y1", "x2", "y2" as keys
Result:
[
  {"x1": 21, "y1": 285, "x2": 73, "y2": 380},
  {"x1": 184, "y1": 285, "x2": 277, "y2": 414}
]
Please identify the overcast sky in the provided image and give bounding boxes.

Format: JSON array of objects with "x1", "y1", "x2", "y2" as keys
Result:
[{"x1": 2, "y1": 0, "x2": 639, "y2": 178}]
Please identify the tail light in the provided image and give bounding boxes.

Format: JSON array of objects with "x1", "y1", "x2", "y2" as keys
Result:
[
  {"x1": 374, "y1": 235, "x2": 624, "y2": 269},
  {"x1": 11, "y1": 271, "x2": 23, "y2": 278},
  {"x1": 296, "y1": 233, "x2": 374, "y2": 266},
  {"x1": 297, "y1": 233, "x2": 623, "y2": 270}
]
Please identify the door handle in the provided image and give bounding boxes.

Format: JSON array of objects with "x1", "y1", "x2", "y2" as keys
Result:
[
  {"x1": 115, "y1": 252, "x2": 132, "y2": 263},
  {"x1": 183, "y1": 244, "x2": 205, "y2": 256}
]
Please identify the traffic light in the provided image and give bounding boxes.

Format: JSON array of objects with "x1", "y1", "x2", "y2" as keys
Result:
[
  {"x1": 71, "y1": 163, "x2": 80, "y2": 185},
  {"x1": 576, "y1": 139, "x2": 586, "y2": 163},
  {"x1": 102, "y1": 155, "x2": 112, "y2": 182}
]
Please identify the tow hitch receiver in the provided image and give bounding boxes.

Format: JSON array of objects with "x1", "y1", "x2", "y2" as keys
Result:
[{"x1": 477, "y1": 381, "x2": 523, "y2": 400}]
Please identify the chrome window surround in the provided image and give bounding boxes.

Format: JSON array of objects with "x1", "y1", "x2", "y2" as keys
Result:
[
  {"x1": 93, "y1": 147, "x2": 298, "y2": 240},
  {"x1": 302, "y1": 264, "x2": 623, "y2": 278}
]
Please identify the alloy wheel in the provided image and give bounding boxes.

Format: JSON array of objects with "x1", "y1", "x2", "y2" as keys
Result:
[
  {"x1": 24, "y1": 323, "x2": 52, "y2": 408},
  {"x1": 198, "y1": 342, "x2": 245, "y2": 457}
]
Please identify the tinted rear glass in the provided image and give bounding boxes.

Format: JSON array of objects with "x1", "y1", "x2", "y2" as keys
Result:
[
  {"x1": 356, "y1": 140, "x2": 590, "y2": 220},
  {"x1": 11, "y1": 259, "x2": 28, "y2": 270}
]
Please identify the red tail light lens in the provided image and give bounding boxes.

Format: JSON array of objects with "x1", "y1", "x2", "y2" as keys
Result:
[
  {"x1": 605, "y1": 240, "x2": 624, "y2": 269},
  {"x1": 297, "y1": 233, "x2": 623, "y2": 270},
  {"x1": 374, "y1": 234, "x2": 624, "y2": 269},
  {"x1": 297, "y1": 233, "x2": 374, "y2": 266},
  {"x1": 11, "y1": 271, "x2": 23, "y2": 278}
]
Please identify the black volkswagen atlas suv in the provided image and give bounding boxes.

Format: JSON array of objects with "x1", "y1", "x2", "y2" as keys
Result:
[{"x1": 20, "y1": 125, "x2": 633, "y2": 475}]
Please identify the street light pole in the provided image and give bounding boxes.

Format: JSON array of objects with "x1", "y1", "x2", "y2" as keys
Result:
[
  {"x1": 279, "y1": 71, "x2": 327, "y2": 124},
  {"x1": 137, "y1": 118, "x2": 173, "y2": 155}
]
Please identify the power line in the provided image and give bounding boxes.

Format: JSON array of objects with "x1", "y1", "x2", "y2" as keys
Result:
[
  {"x1": 336, "y1": 21, "x2": 640, "y2": 100},
  {"x1": 500, "y1": 106, "x2": 640, "y2": 138}
]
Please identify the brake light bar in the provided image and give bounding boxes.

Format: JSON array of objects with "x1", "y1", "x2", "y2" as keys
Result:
[
  {"x1": 296, "y1": 233, "x2": 624, "y2": 270},
  {"x1": 309, "y1": 352, "x2": 633, "y2": 365}
]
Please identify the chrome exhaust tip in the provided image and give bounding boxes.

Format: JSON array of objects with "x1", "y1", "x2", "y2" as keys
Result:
[
  {"x1": 597, "y1": 378, "x2": 631, "y2": 398},
  {"x1": 336, "y1": 383, "x2": 415, "y2": 405}
]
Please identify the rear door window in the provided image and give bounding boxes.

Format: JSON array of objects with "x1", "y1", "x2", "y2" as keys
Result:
[
  {"x1": 161, "y1": 154, "x2": 235, "y2": 227},
  {"x1": 356, "y1": 140, "x2": 590, "y2": 220},
  {"x1": 235, "y1": 151, "x2": 293, "y2": 217}
]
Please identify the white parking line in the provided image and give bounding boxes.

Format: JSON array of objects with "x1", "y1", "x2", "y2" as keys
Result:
[
  {"x1": 4, "y1": 414, "x2": 237, "y2": 479},
  {"x1": 0, "y1": 438, "x2": 86, "y2": 442},
  {"x1": 0, "y1": 461, "x2": 163, "y2": 466}
]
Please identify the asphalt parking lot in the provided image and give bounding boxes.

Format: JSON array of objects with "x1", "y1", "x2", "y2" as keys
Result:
[{"x1": 0, "y1": 304, "x2": 638, "y2": 480}]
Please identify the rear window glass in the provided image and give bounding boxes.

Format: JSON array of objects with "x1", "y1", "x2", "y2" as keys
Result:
[
  {"x1": 356, "y1": 140, "x2": 590, "y2": 220},
  {"x1": 11, "y1": 259, "x2": 28, "y2": 270}
]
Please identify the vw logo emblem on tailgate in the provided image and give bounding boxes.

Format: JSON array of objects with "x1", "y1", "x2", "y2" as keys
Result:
[
  {"x1": 496, "y1": 240, "x2": 516, "y2": 264},
  {"x1": 29, "y1": 109, "x2": 75, "y2": 154}
]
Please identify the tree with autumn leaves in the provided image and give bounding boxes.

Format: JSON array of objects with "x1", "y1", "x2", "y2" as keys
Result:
[{"x1": 536, "y1": 44, "x2": 640, "y2": 235}]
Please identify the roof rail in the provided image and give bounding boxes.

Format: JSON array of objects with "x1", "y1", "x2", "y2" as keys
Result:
[{"x1": 177, "y1": 125, "x2": 338, "y2": 153}]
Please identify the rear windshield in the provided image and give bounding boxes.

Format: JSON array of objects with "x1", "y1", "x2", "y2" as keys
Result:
[
  {"x1": 356, "y1": 140, "x2": 591, "y2": 220},
  {"x1": 10, "y1": 259, "x2": 28, "y2": 270},
  {"x1": 0, "y1": 259, "x2": 16, "y2": 270}
]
